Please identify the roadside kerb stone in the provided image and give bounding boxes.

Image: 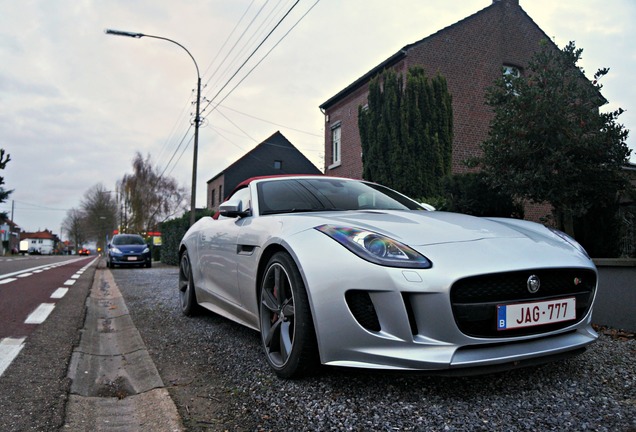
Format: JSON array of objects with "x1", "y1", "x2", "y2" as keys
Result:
[{"x1": 63, "y1": 263, "x2": 183, "y2": 431}]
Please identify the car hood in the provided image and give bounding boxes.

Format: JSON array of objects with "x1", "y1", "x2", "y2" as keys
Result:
[{"x1": 304, "y1": 210, "x2": 557, "y2": 247}]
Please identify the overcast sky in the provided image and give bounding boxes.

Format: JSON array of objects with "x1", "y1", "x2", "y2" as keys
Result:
[{"x1": 1, "y1": 0, "x2": 634, "y2": 236}]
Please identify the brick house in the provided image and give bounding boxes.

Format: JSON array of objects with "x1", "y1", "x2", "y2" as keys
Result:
[
  {"x1": 206, "y1": 131, "x2": 321, "y2": 213},
  {"x1": 319, "y1": 0, "x2": 556, "y2": 219}
]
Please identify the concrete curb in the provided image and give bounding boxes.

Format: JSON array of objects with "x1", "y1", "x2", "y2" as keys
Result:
[{"x1": 63, "y1": 265, "x2": 183, "y2": 431}]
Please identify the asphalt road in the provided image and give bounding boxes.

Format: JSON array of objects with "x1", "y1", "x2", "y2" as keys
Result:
[
  {"x1": 0, "y1": 255, "x2": 97, "y2": 431},
  {"x1": 0, "y1": 255, "x2": 95, "y2": 341}
]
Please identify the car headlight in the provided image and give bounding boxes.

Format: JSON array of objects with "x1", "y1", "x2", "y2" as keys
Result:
[
  {"x1": 143, "y1": 247, "x2": 150, "y2": 254},
  {"x1": 547, "y1": 227, "x2": 590, "y2": 259},
  {"x1": 111, "y1": 247, "x2": 122, "y2": 254},
  {"x1": 316, "y1": 225, "x2": 432, "y2": 269}
]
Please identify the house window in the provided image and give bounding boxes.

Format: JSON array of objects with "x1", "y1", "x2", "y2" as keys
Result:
[
  {"x1": 330, "y1": 123, "x2": 341, "y2": 168},
  {"x1": 503, "y1": 65, "x2": 521, "y2": 78},
  {"x1": 219, "y1": 185, "x2": 223, "y2": 202},
  {"x1": 211, "y1": 189, "x2": 216, "y2": 207},
  {"x1": 503, "y1": 65, "x2": 522, "y2": 95},
  {"x1": 274, "y1": 160, "x2": 282, "y2": 170}
]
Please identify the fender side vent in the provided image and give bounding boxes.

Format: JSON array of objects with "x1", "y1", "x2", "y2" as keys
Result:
[
  {"x1": 401, "y1": 293, "x2": 419, "y2": 336},
  {"x1": 345, "y1": 290, "x2": 381, "y2": 332}
]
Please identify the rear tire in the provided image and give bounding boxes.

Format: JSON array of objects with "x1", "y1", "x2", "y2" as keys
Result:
[
  {"x1": 259, "y1": 252, "x2": 320, "y2": 379},
  {"x1": 179, "y1": 251, "x2": 200, "y2": 316}
]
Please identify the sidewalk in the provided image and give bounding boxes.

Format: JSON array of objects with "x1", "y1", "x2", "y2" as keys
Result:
[{"x1": 63, "y1": 262, "x2": 183, "y2": 431}]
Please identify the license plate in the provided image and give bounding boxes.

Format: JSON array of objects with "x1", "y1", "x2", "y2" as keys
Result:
[
  {"x1": 497, "y1": 297, "x2": 576, "y2": 330},
  {"x1": 126, "y1": 257, "x2": 138, "y2": 261}
]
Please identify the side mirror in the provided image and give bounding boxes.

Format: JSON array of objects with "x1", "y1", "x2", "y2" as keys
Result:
[{"x1": 219, "y1": 199, "x2": 250, "y2": 218}]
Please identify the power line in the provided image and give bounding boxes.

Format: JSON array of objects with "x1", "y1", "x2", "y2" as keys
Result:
[
  {"x1": 202, "y1": 0, "x2": 267, "y2": 92},
  {"x1": 6, "y1": 200, "x2": 70, "y2": 212},
  {"x1": 152, "y1": 0, "x2": 322, "y2": 188},
  {"x1": 218, "y1": 104, "x2": 323, "y2": 137},
  {"x1": 155, "y1": 1, "x2": 291, "y2": 183},
  {"x1": 158, "y1": 125, "x2": 193, "y2": 179},
  {"x1": 202, "y1": 0, "x2": 320, "y2": 118},
  {"x1": 156, "y1": 90, "x2": 197, "y2": 168},
  {"x1": 200, "y1": 0, "x2": 301, "y2": 116},
  {"x1": 201, "y1": 0, "x2": 257, "y2": 80}
]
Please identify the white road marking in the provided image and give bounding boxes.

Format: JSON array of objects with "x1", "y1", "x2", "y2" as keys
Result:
[
  {"x1": 0, "y1": 256, "x2": 93, "y2": 281},
  {"x1": 0, "y1": 337, "x2": 26, "y2": 377},
  {"x1": 50, "y1": 288, "x2": 68, "y2": 299},
  {"x1": 0, "y1": 278, "x2": 17, "y2": 285},
  {"x1": 63, "y1": 279, "x2": 76, "y2": 286},
  {"x1": 17, "y1": 273, "x2": 32, "y2": 278},
  {"x1": 24, "y1": 303, "x2": 56, "y2": 324}
]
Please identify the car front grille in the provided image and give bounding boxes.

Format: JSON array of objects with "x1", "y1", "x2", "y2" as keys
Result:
[{"x1": 450, "y1": 268, "x2": 596, "y2": 338}]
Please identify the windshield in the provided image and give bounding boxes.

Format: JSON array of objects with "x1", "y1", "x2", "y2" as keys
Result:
[
  {"x1": 257, "y1": 178, "x2": 425, "y2": 215},
  {"x1": 112, "y1": 235, "x2": 146, "y2": 246}
]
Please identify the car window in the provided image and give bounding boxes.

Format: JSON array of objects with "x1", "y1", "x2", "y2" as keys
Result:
[{"x1": 257, "y1": 178, "x2": 424, "y2": 215}]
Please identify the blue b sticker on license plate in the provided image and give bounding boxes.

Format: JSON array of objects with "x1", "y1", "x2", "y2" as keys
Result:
[{"x1": 497, "y1": 297, "x2": 576, "y2": 330}]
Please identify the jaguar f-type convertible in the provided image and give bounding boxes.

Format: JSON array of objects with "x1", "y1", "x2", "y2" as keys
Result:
[{"x1": 178, "y1": 176, "x2": 597, "y2": 378}]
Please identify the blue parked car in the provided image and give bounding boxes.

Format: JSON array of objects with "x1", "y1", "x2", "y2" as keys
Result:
[{"x1": 107, "y1": 234, "x2": 152, "y2": 268}]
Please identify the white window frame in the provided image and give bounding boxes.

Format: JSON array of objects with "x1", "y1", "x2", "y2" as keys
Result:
[{"x1": 329, "y1": 123, "x2": 342, "y2": 169}]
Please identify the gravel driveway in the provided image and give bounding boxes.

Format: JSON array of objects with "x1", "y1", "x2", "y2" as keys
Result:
[{"x1": 112, "y1": 264, "x2": 636, "y2": 431}]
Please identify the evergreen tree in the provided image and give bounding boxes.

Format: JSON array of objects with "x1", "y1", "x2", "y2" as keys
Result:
[{"x1": 359, "y1": 67, "x2": 453, "y2": 198}]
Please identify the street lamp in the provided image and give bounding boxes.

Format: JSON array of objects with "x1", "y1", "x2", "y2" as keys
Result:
[{"x1": 105, "y1": 28, "x2": 201, "y2": 227}]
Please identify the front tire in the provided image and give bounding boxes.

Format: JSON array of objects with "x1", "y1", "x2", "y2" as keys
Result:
[
  {"x1": 179, "y1": 251, "x2": 200, "y2": 316},
  {"x1": 259, "y1": 252, "x2": 319, "y2": 379}
]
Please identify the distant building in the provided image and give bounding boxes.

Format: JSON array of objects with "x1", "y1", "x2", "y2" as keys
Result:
[
  {"x1": 206, "y1": 131, "x2": 321, "y2": 212},
  {"x1": 19, "y1": 229, "x2": 58, "y2": 255},
  {"x1": 0, "y1": 218, "x2": 20, "y2": 254}
]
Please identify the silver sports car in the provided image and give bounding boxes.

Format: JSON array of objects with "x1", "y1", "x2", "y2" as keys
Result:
[{"x1": 179, "y1": 175, "x2": 597, "y2": 378}]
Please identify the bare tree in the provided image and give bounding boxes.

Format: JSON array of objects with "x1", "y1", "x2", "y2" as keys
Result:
[
  {"x1": 62, "y1": 208, "x2": 87, "y2": 253},
  {"x1": 118, "y1": 152, "x2": 188, "y2": 234},
  {"x1": 80, "y1": 183, "x2": 119, "y2": 251}
]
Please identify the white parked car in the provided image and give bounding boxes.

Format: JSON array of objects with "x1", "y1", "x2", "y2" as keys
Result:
[{"x1": 179, "y1": 176, "x2": 597, "y2": 378}]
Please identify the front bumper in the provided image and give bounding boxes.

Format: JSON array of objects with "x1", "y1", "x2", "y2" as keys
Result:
[
  {"x1": 110, "y1": 253, "x2": 151, "y2": 266},
  {"x1": 285, "y1": 231, "x2": 598, "y2": 373}
]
